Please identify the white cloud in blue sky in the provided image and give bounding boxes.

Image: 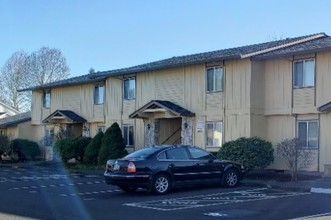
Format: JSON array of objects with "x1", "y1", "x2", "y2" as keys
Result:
[{"x1": 0, "y1": 0, "x2": 330, "y2": 76}]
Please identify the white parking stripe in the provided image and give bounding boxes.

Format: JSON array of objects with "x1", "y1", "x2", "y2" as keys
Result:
[{"x1": 124, "y1": 188, "x2": 310, "y2": 211}]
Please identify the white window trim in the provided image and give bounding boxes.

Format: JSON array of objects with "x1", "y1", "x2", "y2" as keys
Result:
[
  {"x1": 43, "y1": 91, "x2": 51, "y2": 109},
  {"x1": 94, "y1": 84, "x2": 105, "y2": 105},
  {"x1": 123, "y1": 77, "x2": 136, "y2": 100},
  {"x1": 123, "y1": 124, "x2": 134, "y2": 147},
  {"x1": 296, "y1": 120, "x2": 319, "y2": 148},
  {"x1": 206, "y1": 66, "x2": 224, "y2": 93},
  {"x1": 293, "y1": 58, "x2": 315, "y2": 88},
  {"x1": 206, "y1": 121, "x2": 223, "y2": 148}
]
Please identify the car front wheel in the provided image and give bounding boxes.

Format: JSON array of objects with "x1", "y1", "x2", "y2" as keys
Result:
[
  {"x1": 222, "y1": 169, "x2": 239, "y2": 187},
  {"x1": 152, "y1": 174, "x2": 171, "y2": 195}
]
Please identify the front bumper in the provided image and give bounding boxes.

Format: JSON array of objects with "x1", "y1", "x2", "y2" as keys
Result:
[{"x1": 104, "y1": 171, "x2": 151, "y2": 188}]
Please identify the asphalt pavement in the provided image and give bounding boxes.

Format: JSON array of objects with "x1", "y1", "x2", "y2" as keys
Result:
[{"x1": 2, "y1": 160, "x2": 331, "y2": 195}]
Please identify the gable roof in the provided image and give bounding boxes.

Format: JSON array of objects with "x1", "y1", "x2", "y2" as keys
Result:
[
  {"x1": 20, "y1": 33, "x2": 329, "y2": 92},
  {"x1": 43, "y1": 110, "x2": 87, "y2": 124},
  {"x1": 0, "y1": 112, "x2": 31, "y2": 128},
  {"x1": 0, "y1": 101, "x2": 19, "y2": 117},
  {"x1": 130, "y1": 100, "x2": 195, "y2": 119}
]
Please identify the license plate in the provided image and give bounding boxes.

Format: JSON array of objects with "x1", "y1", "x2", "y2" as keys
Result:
[{"x1": 113, "y1": 164, "x2": 120, "y2": 170}]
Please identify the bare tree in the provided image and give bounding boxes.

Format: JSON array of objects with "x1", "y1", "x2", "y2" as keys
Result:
[
  {"x1": 0, "y1": 51, "x2": 31, "y2": 112},
  {"x1": 276, "y1": 138, "x2": 314, "y2": 181},
  {"x1": 27, "y1": 47, "x2": 70, "y2": 86},
  {"x1": 0, "y1": 47, "x2": 70, "y2": 112}
]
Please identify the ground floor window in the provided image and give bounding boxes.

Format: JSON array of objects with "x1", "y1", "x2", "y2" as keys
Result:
[
  {"x1": 206, "y1": 121, "x2": 223, "y2": 148},
  {"x1": 123, "y1": 125, "x2": 134, "y2": 147},
  {"x1": 97, "y1": 126, "x2": 105, "y2": 134},
  {"x1": 45, "y1": 128, "x2": 54, "y2": 146},
  {"x1": 297, "y1": 120, "x2": 319, "y2": 148}
]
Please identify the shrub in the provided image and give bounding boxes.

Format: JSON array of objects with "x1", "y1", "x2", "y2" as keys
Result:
[
  {"x1": 55, "y1": 136, "x2": 92, "y2": 163},
  {"x1": 98, "y1": 122, "x2": 128, "y2": 165},
  {"x1": 277, "y1": 138, "x2": 314, "y2": 181},
  {"x1": 217, "y1": 137, "x2": 274, "y2": 170},
  {"x1": 84, "y1": 132, "x2": 104, "y2": 165},
  {"x1": 11, "y1": 139, "x2": 41, "y2": 161},
  {"x1": 0, "y1": 135, "x2": 10, "y2": 158}
]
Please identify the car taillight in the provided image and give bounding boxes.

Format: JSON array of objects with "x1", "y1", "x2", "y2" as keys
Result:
[{"x1": 127, "y1": 162, "x2": 136, "y2": 173}]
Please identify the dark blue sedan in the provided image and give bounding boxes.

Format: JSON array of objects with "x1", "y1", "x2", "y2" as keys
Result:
[{"x1": 104, "y1": 145, "x2": 244, "y2": 194}]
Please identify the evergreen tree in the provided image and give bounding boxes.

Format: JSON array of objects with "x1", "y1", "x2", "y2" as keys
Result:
[
  {"x1": 84, "y1": 131, "x2": 104, "y2": 165},
  {"x1": 98, "y1": 122, "x2": 128, "y2": 165}
]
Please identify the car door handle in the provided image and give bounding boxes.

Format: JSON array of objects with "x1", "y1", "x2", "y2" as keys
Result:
[{"x1": 169, "y1": 164, "x2": 175, "y2": 168}]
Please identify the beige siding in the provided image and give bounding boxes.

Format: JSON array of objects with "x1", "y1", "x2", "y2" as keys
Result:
[
  {"x1": 266, "y1": 115, "x2": 295, "y2": 170},
  {"x1": 316, "y1": 51, "x2": 331, "y2": 106},
  {"x1": 80, "y1": 84, "x2": 94, "y2": 120},
  {"x1": 62, "y1": 86, "x2": 81, "y2": 113},
  {"x1": 263, "y1": 59, "x2": 292, "y2": 115},
  {"x1": 183, "y1": 65, "x2": 205, "y2": 113},
  {"x1": 206, "y1": 93, "x2": 223, "y2": 111},
  {"x1": 136, "y1": 72, "x2": 156, "y2": 107},
  {"x1": 155, "y1": 68, "x2": 184, "y2": 104},
  {"x1": 31, "y1": 91, "x2": 43, "y2": 125},
  {"x1": 225, "y1": 59, "x2": 251, "y2": 111},
  {"x1": 293, "y1": 88, "x2": 315, "y2": 108},
  {"x1": 319, "y1": 114, "x2": 331, "y2": 172},
  {"x1": 123, "y1": 100, "x2": 135, "y2": 118},
  {"x1": 105, "y1": 78, "x2": 122, "y2": 127},
  {"x1": 224, "y1": 115, "x2": 250, "y2": 141}
]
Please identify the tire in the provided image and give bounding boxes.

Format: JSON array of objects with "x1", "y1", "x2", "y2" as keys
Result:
[
  {"x1": 152, "y1": 174, "x2": 171, "y2": 195},
  {"x1": 118, "y1": 186, "x2": 138, "y2": 193},
  {"x1": 222, "y1": 169, "x2": 239, "y2": 187}
]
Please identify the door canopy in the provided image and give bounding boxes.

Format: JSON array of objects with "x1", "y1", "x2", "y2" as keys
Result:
[
  {"x1": 129, "y1": 100, "x2": 195, "y2": 119},
  {"x1": 43, "y1": 110, "x2": 87, "y2": 124}
]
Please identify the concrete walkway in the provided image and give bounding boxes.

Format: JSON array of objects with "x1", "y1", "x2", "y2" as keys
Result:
[{"x1": 242, "y1": 170, "x2": 331, "y2": 194}]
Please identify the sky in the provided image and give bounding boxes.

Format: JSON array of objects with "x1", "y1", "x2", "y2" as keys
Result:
[{"x1": 1, "y1": 0, "x2": 331, "y2": 77}]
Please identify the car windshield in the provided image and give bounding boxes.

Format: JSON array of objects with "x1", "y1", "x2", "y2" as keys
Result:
[{"x1": 124, "y1": 147, "x2": 161, "y2": 159}]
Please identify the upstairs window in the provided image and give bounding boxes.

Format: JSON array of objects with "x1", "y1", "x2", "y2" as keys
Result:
[
  {"x1": 43, "y1": 91, "x2": 51, "y2": 108},
  {"x1": 297, "y1": 120, "x2": 319, "y2": 148},
  {"x1": 293, "y1": 59, "x2": 315, "y2": 88},
  {"x1": 94, "y1": 84, "x2": 104, "y2": 105},
  {"x1": 206, "y1": 66, "x2": 224, "y2": 92},
  {"x1": 124, "y1": 78, "x2": 136, "y2": 100}
]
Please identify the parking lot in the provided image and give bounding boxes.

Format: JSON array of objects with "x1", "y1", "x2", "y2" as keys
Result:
[{"x1": 1, "y1": 164, "x2": 331, "y2": 220}]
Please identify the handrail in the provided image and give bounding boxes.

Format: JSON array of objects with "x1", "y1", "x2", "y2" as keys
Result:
[{"x1": 161, "y1": 127, "x2": 181, "y2": 144}]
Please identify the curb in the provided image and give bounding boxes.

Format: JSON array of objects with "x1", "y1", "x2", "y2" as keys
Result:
[{"x1": 310, "y1": 187, "x2": 331, "y2": 194}]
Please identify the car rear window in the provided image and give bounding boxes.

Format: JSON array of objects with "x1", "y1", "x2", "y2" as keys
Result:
[{"x1": 124, "y1": 147, "x2": 161, "y2": 159}]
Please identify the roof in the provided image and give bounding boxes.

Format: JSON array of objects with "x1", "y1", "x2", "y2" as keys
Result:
[
  {"x1": 43, "y1": 110, "x2": 87, "y2": 124},
  {"x1": 318, "y1": 102, "x2": 331, "y2": 112},
  {"x1": 21, "y1": 32, "x2": 329, "y2": 92},
  {"x1": 0, "y1": 112, "x2": 31, "y2": 128},
  {"x1": 129, "y1": 100, "x2": 195, "y2": 119},
  {"x1": 0, "y1": 101, "x2": 20, "y2": 115}
]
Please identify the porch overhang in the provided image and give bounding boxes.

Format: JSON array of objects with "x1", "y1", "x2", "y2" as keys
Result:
[
  {"x1": 129, "y1": 100, "x2": 195, "y2": 119},
  {"x1": 318, "y1": 101, "x2": 331, "y2": 113},
  {"x1": 43, "y1": 110, "x2": 87, "y2": 124}
]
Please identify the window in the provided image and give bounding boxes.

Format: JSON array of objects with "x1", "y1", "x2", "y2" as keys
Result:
[
  {"x1": 187, "y1": 147, "x2": 214, "y2": 160},
  {"x1": 165, "y1": 147, "x2": 189, "y2": 160},
  {"x1": 94, "y1": 84, "x2": 104, "y2": 105},
  {"x1": 293, "y1": 59, "x2": 315, "y2": 88},
  {"x1": 97, "y1": 126, "x2": 105, "y2": 133},
  {"x1": 124, "y1": 78, "x2": 136, "y2": 100},
  {"x1": 45, "y1": 128, "x2": 54, "y2": 146},
  {"x1": 297, "y1": 120, "x2": 318, "y2": 148},
  {"x1": 206, "y1": 66, "x2": 224, "y2": 92},
  {"x1": 206, "y1": 121, "x2": 223, "y2": 147},
  {"x1": 123, "y1": 125, "x2": 134, "y2": 147},
  {"x1": 43, "y1": 91, "x2": 51, "y2": 108}
]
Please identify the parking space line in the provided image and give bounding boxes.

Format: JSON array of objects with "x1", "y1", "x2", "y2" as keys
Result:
[{"x1": 124, "y1": 188, "x2": 310, "y2": 211}]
